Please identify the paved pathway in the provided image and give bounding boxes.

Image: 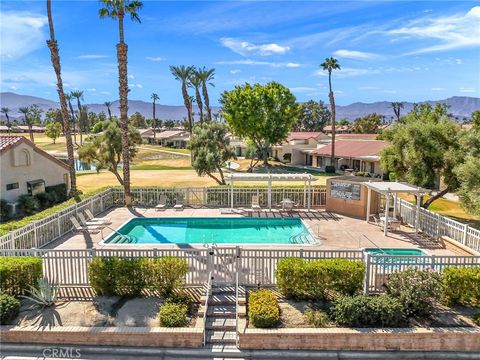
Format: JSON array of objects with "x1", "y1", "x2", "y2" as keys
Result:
[{"x1": 138, "y1": 146, "x2": 191, "y2": 157}]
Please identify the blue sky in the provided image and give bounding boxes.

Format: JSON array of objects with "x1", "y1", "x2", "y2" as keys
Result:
[{"x1": 1, "y1": 0, "x2": 479, "y2": 106}]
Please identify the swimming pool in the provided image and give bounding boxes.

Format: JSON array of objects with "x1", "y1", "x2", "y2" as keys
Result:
[
  {"x1": 365, "y1": 248, "x2": 427, "y2": 256},
  {"x1": 102, "y1": 217, "x2": 317, "y2": 245}
]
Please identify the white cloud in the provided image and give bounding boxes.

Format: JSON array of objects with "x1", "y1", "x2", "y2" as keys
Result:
[
  {"x1": 388, "y1": 6, "x2": 480, "y2": 54},
  {"x1": 459, "y1": 87, "x2": 476, "y2": 93},
  {"x1": 0, "y1": 11, "x2": 47, "y2": 60},
  {"x1": 77, "y1": 54, "x2": 108, "y2": 59},
  {"x1": 230, "y1": 69, "x2": 241, "y2": 74},
  {"x1": 384, "y1": 90, "x2": 397, "y2": 94},
  {"x1": 431, "y1": 87, "x2": 445, "y2": 91},
  {"x1": 129, "y1": 74, "x2": 135, "y2": 79},
  {"x1": 100, "y1": 91, "x2": 111, "y2": 95},
  {"x1": 220, "y1": 37, "x2": 290, "y2": 56},
  {"x1": 216, "y1": 59, "x2": 301, "y2": 68},
  {"x1": 315, "y1": 67, "x2": 379, "y2": 78},
  {"x1": 87, "y1": 88, "x2": 96, "y2": 92},
  {"x1": 129, "y1": 83, "x2": 143, "y2": 89},
  {"x1": 333, "y1": 49, "x2": 382, "y2": 60},
  {"x1": 10, "y1": 85, "x2": 18, "y2": 90},
  {"x1": 455, "y1": 58, "x2": 462, "y2": 65},
  {"x1": 146, "y1": 56, "x2": 165, "y2": 62}
]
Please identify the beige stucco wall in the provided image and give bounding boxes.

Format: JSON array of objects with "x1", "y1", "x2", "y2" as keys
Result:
[{"x1": 0, "y1": 142, "x2": 69, "y2": 203}]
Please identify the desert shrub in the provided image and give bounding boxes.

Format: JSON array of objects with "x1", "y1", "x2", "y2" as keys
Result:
[
  {"x1": 386, "y1": 268, "x2": 441, "y2": 318},
  {"x1": 17, "y1": 195, "x2": 38, "y2": 216},
  {"x1": 0, "y1": 294, "x2": 20, "y2": 324},
  {"x1": 89, "y1": 257, "x2": 118, "y2": 296},
  {"x1": 331, "y1": 294, "x2": 404, "y2": 327},
  {"x1": 442, "y1": 267, "x2": 480, "y2": 307},
  {"x1": 472, "y1": 313, "x2": 480, "y2": 326},
  {"x1": 0, "y1": 257, "x2": 43, "y2": 296},
  {"x1": 325, "y1": 165, "x2": 336, "y2": 174},
  {"x1": 158, "y1": 302, "x2": 188, "y2": 327},
  {"x1": 148, "y1": 257, "x2": 188, "y2": 297},
  {"x1": 276, "y1": 258, "x2": 365, "y2": 300},
  {"x1": 304, "y1": 308, "x2": 329, "y2": 327},
  {"x1": 0, "y1": 199, "x2": 11, "y2": 222},
  {"x1": 248, "y1": 289, "x2": 280, "y2": 328},
  {"x1": 165, "y1": 291, "x2": 193, "y2": 307}
]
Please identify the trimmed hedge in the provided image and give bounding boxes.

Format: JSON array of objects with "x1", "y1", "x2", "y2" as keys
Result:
[
  {"x1": 276, "y1": 258, "x2": 365, "y2": 300},
  {"x1": 248, "y1": 289, "x2": 280, "y2": 328},
  {"x1": 304, "y1": 308, "x2": 329, "y2": 327},
  {"x1": 331, "y1": 294, "x2": 404, "y2": 327},
  {"x1": 158, "y1": 302, "x2": 189, "y2": 327},
  {"x1": 0, "y1": 257, "x2": 43, "y2": 296},
  {"x1": 0, "y1": 294, "x2": 20, "y2": 325},
  {"x1": 442, "y1": 267, "x2": 480, "y2": 307},
  {"x1": 88, "y1": 256, "x2": 188, "y2": 297}
]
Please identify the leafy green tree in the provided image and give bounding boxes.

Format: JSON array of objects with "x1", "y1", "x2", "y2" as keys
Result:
[
  {"x1": 164, "y1": 119, "x2": 175, "y2": 129},
  {"x1": 129, "y1": 111, "x2": 146, "y2": 128},
  {"x1": 188, "y1": 122, "x2": 235, "y2": 185},
  {"x1": 220, "y1": 82, "x2": 299, "y2": 166},
  {"x1": 352, "y1": 113, "x2": 384, "y2": 134},
  {"x1": 295, "y1": 100, "x2": 331, "y2": 131},
  {"x1": 245, "y1": 139, "x2": 261, "y2": 171},
  {"x1": 381, "y1": 104, "x2": 460, "y2": 208},
  {"x1": 44, "y1": 108, "x2": 62, "y2": 125},
  {"x1": 390, "y1": 102, "x2": 404, "y2": 122},
  {"x1": 91, "y1": 120, "x2": 113, "y2": 134},
  {"x1": 78, "y1": 122, "x2": 142, "y2": 186},
  {"x1": 471, "y1": 110, "x2": 480, "y2": 128},
  {"x1": 337, "y1": 118, "x2": 349, "y2": 126},
  {"x1": 45, "y1": 122, "x2": 62, "y2": 144}
]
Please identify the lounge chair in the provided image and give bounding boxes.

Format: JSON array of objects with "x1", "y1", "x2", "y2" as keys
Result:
[
  {"x1": 251, "y1": 195, "x2": 261, "y2": 210},
  {"x1": 155, "y1": 195, "x2": 167, "y2": 211},
  {"x1": 174, "y1": 198, "x2": 184, "y2": 211},
  {"x1": 85, "y1": 209, "x2": 111, "y2": 224},
  {"x1": 70, "y1": 217, "x2": 101, "y2": 234},
  {"x1": 78, "y1": 213, "x2": 105, "y2": 229}
]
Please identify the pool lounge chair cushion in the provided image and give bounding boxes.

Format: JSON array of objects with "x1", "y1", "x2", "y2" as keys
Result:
[
  {"x1": 174, "y1": 199, "x2": 184, "y2": 211},
  {"x1": 70, "y1": 217, "x2": 101, "y2": 234},
  {"x1": 85, "y1": 209, "x2": 112, "y2": 224},
  {"x1": 77, "y1": 213, "x2": 105, "y2": 229}
]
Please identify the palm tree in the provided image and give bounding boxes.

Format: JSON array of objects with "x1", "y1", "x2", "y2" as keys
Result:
[
  {"x1": 196, "y1": 67, "x2": 215, "y2": 122},
  {"x1": 65, "y1": 93, "x2": 77, "y2": 144},
  {"x1": 104, "y1": 101, "x2": 113, "y2": 121},
  {"x1": 170, "y1": 65, "x2": 194, "y2": 132},
  {"x1": 46, "y1": 0, "x2": 77, "y2": 196},
  {"x1": 320, "y1": 57, "x2": 341, "y2": 169},
  {"x1": 99, "y1": 0, "x2": 143, "y2": 206},
  {"x1": 71, "y1": 90, "x2": 84, "y2": 144},
  {"x1": 151, "y1": 93, "x2": 159, "y2": 139},
  {"x1": 390, "y1": 102, "x2": 404, "y2": 122},
  {"x1": 1, "y1": 107, "x2": 11, "y2": 133},
  {"x1": 18, "y1": 107, "x2": 33, "y2": 141},
  {"x1": 189, "y1": 70, "x2": 204, "y2": 123}
]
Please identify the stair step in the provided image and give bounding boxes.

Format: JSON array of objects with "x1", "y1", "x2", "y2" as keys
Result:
[
  {"x1": 209, "y1": 294, "x2": 236, "y2": 304},
  {"x1": 206, "y1": 330, "x2": 237, "y2": 344},
  {"x1": 212, "y1": 286, "x2": 235, "y2": 295},
  {"x1": 206, "y1": 317, "x2": 236, "y2": 330},
  {"x1": 208, "y1": 305, "x2": 236, "y2": 317}
]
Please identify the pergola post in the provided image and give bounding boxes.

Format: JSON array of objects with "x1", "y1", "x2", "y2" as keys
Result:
[
  {"x1": 393, "y1": 193, "x2": 398, "y2": 219},
  {"x1": 268, "y1": 175, "x2": 272, "y2": 210},
  {"x1": 308, "y1": 176, "x2": 312, "y2": 211},
  {"x1": 230, "y1": 177, "x2": 234, "y2": 210},
  {"x1": 384, "y1": 190, "x2": 390, "y2": 236},
  {"x1": 366, "y1": 186, "x2": 371, "y2": 222},
  {"x1": 415, "y1": 188, "x2": 421, "y2": 234}
]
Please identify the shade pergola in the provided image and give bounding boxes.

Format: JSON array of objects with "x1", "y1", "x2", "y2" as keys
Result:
[
  {"x1": 228, "y1": 173, "x2": 313, "y2": 210},
  {"x1": 363, "y1": 181, "x2": 428, "y2": 236}
]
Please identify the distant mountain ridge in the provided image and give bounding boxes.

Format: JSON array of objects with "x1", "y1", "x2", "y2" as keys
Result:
[{"x1": 1, "y1": 92, "x2": 478, "y2": 122}]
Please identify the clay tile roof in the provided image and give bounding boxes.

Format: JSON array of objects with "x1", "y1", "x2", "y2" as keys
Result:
[
  {"x1": 334, "y1": 133, "x2": 379, "y2": 140},
  {"x1": 286, "y1": 132, "x2": 325, "y2": 141},
  {"x1": 0, "y1": 136, "x2": 23, "y2": 153},
  {"x1": 312, "y1": 140, "x2": 387, "y2": 157}
]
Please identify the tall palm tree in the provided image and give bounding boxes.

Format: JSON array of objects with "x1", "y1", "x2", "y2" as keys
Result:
[
  {"x1": 99, "y1": 0, "x2": 143, "y2": 206},
  {"x1": 170, "y1": 65, "x2": 194, "y2": 132},
  {"x1": 196, "y1": 67, "x2": 215, "y2": 122},
  {"x1": 46, "y1": 0, "x2": 77, "y2": 196},
  {"x1": 71, "y1": 90, "x2": 84, "y2": 144},
  {"x1": 1, "y1": 107, "x2": 11, "y2": 133},
  {"x1": 189, "y1": 70, "x2": 204, "y2": 123},
  {"x1": 151, "y1": 93, "x2": 159, "y2": 139},
  {"x1": 390, "y1": 102, "x2": 404, "y2": 122},
  {"x1": 320, "y1": 57, "x2": 341, "y2": 169},
  {"x1": 19, "y1": 107, "x2": 33, "y2": 141},
  {"x1": 104, "y1": 101, "x2": 113, "y2": 121},
  {"x1": 65, "y1": 93, "x2": 77, "y2": 144}
]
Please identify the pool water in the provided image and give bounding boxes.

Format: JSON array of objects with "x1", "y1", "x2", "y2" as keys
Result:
[
  {"x1": 365, "y1": 248, "x2": 427, "y2": 256},
  {"x1": 103, "y1": 217, "x2": 316, "y2": 245}
]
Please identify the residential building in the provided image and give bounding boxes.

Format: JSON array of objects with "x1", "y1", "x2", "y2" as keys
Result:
[
  {"x1": 228, "y1": 135, "x2": 247, "y2": 157},
  {"x1": 323, "y1": 125, "x2": 352, "y2": 134},
  {"x1": 146, "y1": 129, "x2": 190, "y2": 148},
  {"x1": 0, "y1": 136, "x2": 70, "y2": 205},
  {"x1": 272, "y1": 131, "x2": 330, "y2": 165}
]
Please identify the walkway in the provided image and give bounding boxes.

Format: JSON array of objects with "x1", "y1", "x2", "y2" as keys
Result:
[{"x1": 138, "y1": 146, "x2": 191, "y2": 157}]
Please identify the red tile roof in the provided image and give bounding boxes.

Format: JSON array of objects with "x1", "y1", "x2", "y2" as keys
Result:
[
  {"x1": 312, "y1": 140, "x2": 387, "y2": 158},
  {"x1": 286, "y1": 132, "x2": 326, "y2": 141},
  {"x1": 323, "y1": 125, "x2": 351, "y2": 131},
  {"x1": 0, "y1": 136, "x2": 23, "y2": 152},
  {"x1": 334, "y1": 133, "x2": 380, "y2": 140}
]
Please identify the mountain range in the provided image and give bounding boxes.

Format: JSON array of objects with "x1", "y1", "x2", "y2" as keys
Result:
[{"x1": 1, "y1": 92, "x2": 478, "y2": 122}]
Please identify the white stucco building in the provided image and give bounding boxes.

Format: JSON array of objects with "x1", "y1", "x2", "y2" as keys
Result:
[{"x1": 0, "y1": 136, "x2": 70, "y2": 204}]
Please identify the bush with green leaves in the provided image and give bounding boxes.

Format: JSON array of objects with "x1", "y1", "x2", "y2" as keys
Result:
[
  {"x1": 472, "y1": 313, "x2": 480, "y2": 326},
  {"x1": 148, "y1": 257, "x2": 189, "y2": 297},
  {"x1": 0, "y1": 257, "x2": 43, "y2": 296},
  {"x1": 17, "y1": 195, "x2": 38, "y2": 216},
  {"x1": 442, "y1": 267, "x2": 480, "y2": 307},
  {"x1": 0, "y1": 199, "x2": 11, "y2": 222},
  {"x1": 0, "y1": 294, "x2": 20, "y2": 324},
  {"x1": 331, "y1": 294, "x2": 404, "y2": 327},
  {"x1": 248, "y1": 289, "x2": 280, "y2": 328},
  {"x1": 276, "y1": 258, "x2": 365, "y2": 300},
  {"x1": 158, "y1": 302, "x2": 189, "y2": 327},
  {"x1": 303, "y1": 308, "x2": 329, "y2": 327},
  {"x1": 325, "y1": 165, "x2": 336, "y2": 174},
  {"x1": 386, "y1": 268, "x2": 441, "y2": 318}
]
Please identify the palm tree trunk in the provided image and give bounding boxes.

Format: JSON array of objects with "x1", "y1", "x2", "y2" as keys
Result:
[
  {"x1": 195, "y1": 87, "x2": 204, "y2": 124},
  {"x1": 202, "y1": 83, "x2": 211, "y2": 121},
  {"x1": 76, "y1": 99, "x2": 83, "y2": 145},
  {"x1": 46, "y1": 0, "x2": 77, "y2": 196},
  {"x1": 152, "y1": 100, "x2": 156, "y2": 139},
  {"x1": 5, "y1": 114, "x2": 10, "y2": 133},
  {"x1": 28, "y1": 124, "x2": 34, "y2": 142},
  {"x1": 67, "y1": 101, "x2": 76, "y2": 144},
  {"x1": 182, "y1": 83, "x2": 192, "y2": 132},
  {"x1": 117, "y1": 11, "x2": 132, "y2": 205},
  {"x1": 328, "y1": 70, "x2": 336, "y2": 169},
  {"x1": 107, "y1": 107, "x2": 112, "y2": 121}
]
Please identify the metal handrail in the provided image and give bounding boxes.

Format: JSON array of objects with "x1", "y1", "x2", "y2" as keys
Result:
[
  {"x1": 101, "y1": 226, "x2": 135, "y2": 243},
  {"x1": 203, "y1": 271, "x2": 213, "y2": 347},
  {"x1": 235, "y1": 271, "x2": 240, "y2": 348}
]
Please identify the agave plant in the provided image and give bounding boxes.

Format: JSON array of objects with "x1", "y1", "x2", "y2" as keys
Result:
[{"x1": 22, "y1": 278, "x2": 59, "y2": 307}]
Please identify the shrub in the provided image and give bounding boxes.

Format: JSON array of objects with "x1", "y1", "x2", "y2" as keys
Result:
[
  {"x1": 165, "y1": 291, "x2": 193, "y2": 307},
  {"x1": 442, "y1": 267, "x2": 480, "y2": 307},
  {"x1": 88, "y1": 257, "x2": 117, "y2": 296},
  {"x1": 158, "y1": 302, "x2": 188, "y2": 327},
  {"x1": 304, "y1": 308, "x2": 329, "y2": 327},
  {"x1": 0, "y1": 199, "x2": 11, "y2": 222},
  {"x1": 45, "y1": 184, "x2": 68, "y2": 203},
  {"x1": 0, "y1": 257, "x2": 43, "y2": 296},
  {"x1": 331, "y1": 294, "x2": 404, "y2": 327},
  {"x1": 248, "y1": 289, "x2": 279, "y2": 328},
  {"x1": 148, "y1": 257, "x2": 189, "y2": 297},
  {"x1": 386, "y1": 268, "x2": 441, "y2": 318},
  {"x1": 18, "y1": 195, "x2": 38, "y2": 216},
  {"x1": 34, "y1": 192, "x2": 51, "y2": 210},
  {"x1": 0, "y1": 294, "x2": 20, "y2": 325},
  {"x1": 472, "y1": 313, "x2": 480, "y2": 326},
  {"x1": 276, "y1": 258, "x2": 365, "y2": 300},
  {"x1": 325, "y1": 165, "x2": 336, "y2": 174}
]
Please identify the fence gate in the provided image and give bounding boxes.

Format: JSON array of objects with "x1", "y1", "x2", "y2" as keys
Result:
[
  {"x1": 210, "y1": 247, "x2": 239, "y2": 284},
  {"x1": 186, "y1": 188, "x2": 206, "y2": 207}
]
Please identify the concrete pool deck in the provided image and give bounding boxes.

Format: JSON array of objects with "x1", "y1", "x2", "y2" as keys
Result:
[{"x1": 42, "y1": 207, "x2": 456, "y2": 255}]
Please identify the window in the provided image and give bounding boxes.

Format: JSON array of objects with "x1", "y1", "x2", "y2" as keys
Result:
[
  {"x1": 63, "y1": 173, "x2": 69, "y2": 185},
  {"x1": 6, "y1": 183, "x2": 19, "y2": 191},
  {"x1": 27, "y1": 179, "x2": 45, "y2": 196},
  {"x1": 370, "y1": 162, "x2": 375, "y2": 174}
]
